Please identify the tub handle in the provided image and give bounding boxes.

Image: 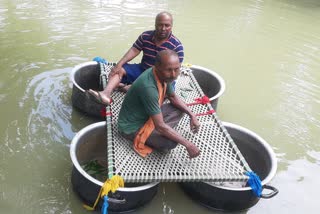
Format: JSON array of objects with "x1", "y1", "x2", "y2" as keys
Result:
[
  {"x1": 260, "y1": 184, "x2": 279, "y2": 199},
  {"x1": 107, "y1": 196, "x2": 126, "y2": 204}
]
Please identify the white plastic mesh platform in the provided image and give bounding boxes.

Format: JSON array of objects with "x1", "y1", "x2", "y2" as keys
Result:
[{"x1": 100, "y1": 63, "x2": 251, "y2": 183}]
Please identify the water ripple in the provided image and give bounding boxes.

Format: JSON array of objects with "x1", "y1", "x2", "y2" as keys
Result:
[{"x1": 22, "y1": 68, "x2": 75, "y2": 148}]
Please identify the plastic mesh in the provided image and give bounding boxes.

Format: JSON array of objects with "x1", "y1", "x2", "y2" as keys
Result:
[{"x1": 101, "y1": 63, "x2": 251, "y2": 183}]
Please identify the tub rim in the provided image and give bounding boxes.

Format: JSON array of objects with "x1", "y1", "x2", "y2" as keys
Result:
[
  {"x1": 190, "y1": 65, "x2": 226, "y2": 102},
  {"x1": 70, "y1": 121, "x2": 159, "y2": 192},
  {"x1": 204, "y1": 121, "x2": 277, "y2": 191},
  {"x1": 70, "y1": 61, "x2": 98, "y2": 93},
  {"x1": 70, "y1": 62, "x2": 226, "y2": 101}
]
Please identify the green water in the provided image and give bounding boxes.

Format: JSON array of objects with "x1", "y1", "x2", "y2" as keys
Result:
[{"x1": 1, "y1": 0, "x2": 320, "y2": 213}]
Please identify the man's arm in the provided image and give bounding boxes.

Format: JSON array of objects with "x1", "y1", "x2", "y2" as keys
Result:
[
  {"x1": 167, "y1": 92, "x2": 200, "y2": 133},
  {"x1": 111, "y1": 47, "x2": 141, "y2": 76},
  {"x1": 117, "y1": 47, "x2": 141, "y2": 67}
]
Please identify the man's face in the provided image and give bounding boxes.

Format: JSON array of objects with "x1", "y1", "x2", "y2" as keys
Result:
[
  {"x1": 156, "y1": 55, "x2": 180, "y2": 83},
  {"x1": 155, "y1": 15, "x2": 172, "y2": 40}
]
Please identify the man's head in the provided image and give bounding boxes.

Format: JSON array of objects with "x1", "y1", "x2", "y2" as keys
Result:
[
  {"x1": 155, "y1": 50, "x2": 180, "y2": 83},
  {"x1": 155, "y1": 11, "x2": 173, "y2": 40}
]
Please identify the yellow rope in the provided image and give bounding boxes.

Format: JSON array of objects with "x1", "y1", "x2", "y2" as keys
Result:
[
  {"x1": 182, "y1": 63, "x2": 192, "y2": 67},
  {"x1": 83, "y1": 175, "x2": 124, "y2": 211}
]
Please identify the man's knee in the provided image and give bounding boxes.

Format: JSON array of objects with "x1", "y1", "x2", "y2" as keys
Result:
[
  {"x1": 146, "y1": 139, "x2": 177, "y2": 153},
  {"x1": 116, "y1": 68, "x2": 126, "y2": 79},
  {"x1": 121, "y1": 67, "x2": 127, "y2": 75}
]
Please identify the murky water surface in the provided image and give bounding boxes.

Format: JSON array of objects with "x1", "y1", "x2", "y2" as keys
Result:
[{"x1": 0, "y1": 0, "x2": 320, "y2": 213}]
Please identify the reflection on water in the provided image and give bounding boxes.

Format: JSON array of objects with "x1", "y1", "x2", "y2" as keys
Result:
[
  {"x1": 252, "y1": 158, "x2": 319, "y2": 213},
  {"x1": 0, "y1": 67, "x2": 75, "y2": 213},
  {"x1": 1, "y1": 0, "x2": 320, "y2": 213},
  {"x1": 25, "y1": 68, "x2": 73, "y2": 144}
]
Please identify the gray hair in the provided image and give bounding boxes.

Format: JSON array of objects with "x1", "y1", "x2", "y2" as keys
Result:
[
  {"x1": 155, "y1": 11, "x2": 173, "y2": 25},
  {"x1": 155, "y1": 49, "x2": 178, "y2": 66}
]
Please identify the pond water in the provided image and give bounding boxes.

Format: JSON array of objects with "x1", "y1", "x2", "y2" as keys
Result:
[{"x1": 0, "y1": 0, "x2": 320, "y2": 213}]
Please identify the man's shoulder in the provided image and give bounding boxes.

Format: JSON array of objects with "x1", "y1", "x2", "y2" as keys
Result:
[
  {"x1": 169, "y1": 33, "x2": 183, "y2": 45},
  {"x1": 138, "y1": 68, "x2": 154, "y2": 82},
  {"x1": 134, "y1": 68, "x2": 155, "y2": 86},
  {"x1": 140, "y1": 30, "x2": 155, "y2": 38}
]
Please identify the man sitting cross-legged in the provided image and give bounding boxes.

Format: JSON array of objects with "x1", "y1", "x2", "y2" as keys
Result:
[{"x1": 117, "y1": 49, "x2": 200, "y2": 159}]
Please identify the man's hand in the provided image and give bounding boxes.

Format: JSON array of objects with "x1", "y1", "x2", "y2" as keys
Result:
[
  {"x1": 109, "y1": 46, "x2": 141, "y2": 79},
  {"x1": 190, "y1": 115, "x2": 200, "y2": 133},
  {"x1": 110, "y1": 65, "x2": 122, "y2": 79},
  {"x1": 185, "y1": 142, "x2": 201, "y2": 159}
]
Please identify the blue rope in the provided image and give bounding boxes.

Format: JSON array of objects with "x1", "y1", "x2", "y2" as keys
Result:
[
  {"x1": 101, "y1": 195, "x2": 109, "y2": 214},
  {"x1": 245, "y1": 171, "x2": 262, "y2": 197},
  {"x1": 93, "y1": 56, "x2": 108, "y2": 64}
]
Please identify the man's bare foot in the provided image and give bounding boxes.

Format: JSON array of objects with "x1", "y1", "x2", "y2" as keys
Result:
[
  {"x1": 87, "y1": 89, "x2": 111, "y2": 106},
  {"x1": 186, "y1": 144, "x2": 200, "y2": 159}
]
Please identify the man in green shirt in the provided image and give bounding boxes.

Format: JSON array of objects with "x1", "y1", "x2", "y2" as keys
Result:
[{"x1": 118, "y1": 50, "x2": 200, "y2": 159}]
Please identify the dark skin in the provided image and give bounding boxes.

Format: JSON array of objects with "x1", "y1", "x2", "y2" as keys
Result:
[
  {"x1": 88, "y1": 12, "x2": 174, "y2": 104},
  {"x1": 151, "y1": 52, "x2": 201, "y2": 159},
  {"x1": 113, "y1": 12, "x2": 173, "y2": 76},
  {"x1": 154, "y1": 12, "x2": 173, "y2": 44}
]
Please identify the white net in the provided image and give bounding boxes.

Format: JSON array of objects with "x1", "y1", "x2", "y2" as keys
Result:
[{"x1": 100, "y1": 63, "x2": 251, "y2": 183}]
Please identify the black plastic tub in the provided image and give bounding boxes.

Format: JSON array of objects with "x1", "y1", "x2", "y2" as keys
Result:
[
  {"x1": 70, "y1": 121, "x2": 159, "y2": 213},
  {"x1": 180, "y1": 122, "x2": 278, "y2": 212},
  {"x1": 70, "y1": 62, "x2": 226, "y2": 118},
  {"x1": 189, "y1": 65, "x2": 225, "y2": 110},
  {"x1": 70, "y1": 61, "x2": 104, "y2": 118}
]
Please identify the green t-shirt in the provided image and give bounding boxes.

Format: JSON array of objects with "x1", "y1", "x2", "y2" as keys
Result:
[{"x1": 118, "y1": 67, "x2": 174, "y2": 134}]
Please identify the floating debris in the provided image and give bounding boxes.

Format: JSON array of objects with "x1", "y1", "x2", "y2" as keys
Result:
[{"x1": 82, "y1": 159, "x2": 108, "y2": 181}]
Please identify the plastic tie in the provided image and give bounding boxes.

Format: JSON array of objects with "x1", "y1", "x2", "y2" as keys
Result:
[
  {"x1": 182, "y1": 63, "x2": 192, "y2": 67},
  {"x1": 83, "y1": 175, "x2": 124, "y2": 211},
  {"x1": 100, "y1": 108, "x2": 112, "y2": 117},
  {"x1": 93, "y1": 56, "x2": 108, "y2": 64},
  {"x1": 101, "y1": 196, "x2": 109, "y2": 214},
  {"x1": 245, "y1": 171, "x2": 262, "y2": 197},
  {"x1": 187, "y1": 96, "x2": 210, "y2": 106},
  {"x1": 195, "y1": 109, "x2": 215, "y2": 116}
]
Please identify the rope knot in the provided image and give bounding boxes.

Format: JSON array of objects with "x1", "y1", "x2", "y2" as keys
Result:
[
  {"x1": 195, "y1": 109, "x2": 215, "y2": 117},
  {"x1": 194, "y1": 96, "x2": 210, "y2": 105},
  {"x1": 100, "y1": 107, "x2": 113, "y2": 117}
]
